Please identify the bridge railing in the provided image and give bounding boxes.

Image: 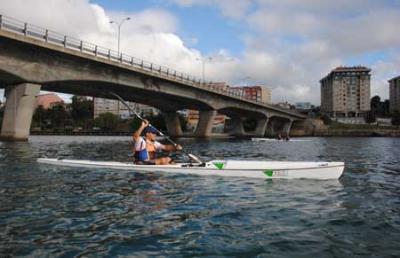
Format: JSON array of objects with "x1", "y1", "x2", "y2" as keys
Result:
[{"x1": 0, "y1": 14, "x2": 304, "y2": 118}]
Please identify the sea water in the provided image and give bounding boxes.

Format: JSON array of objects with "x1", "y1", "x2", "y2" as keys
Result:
[{"x1": 0, "y1": 136, "x2": 399, "y2": 257}]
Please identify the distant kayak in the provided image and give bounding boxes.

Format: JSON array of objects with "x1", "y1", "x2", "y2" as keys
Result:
[
  {"x1": 37, "y1": 158, "x2": 344, "y2": 180},
  {"x1": 252, "y1": 138, "x2": 312, "y2": 142}
]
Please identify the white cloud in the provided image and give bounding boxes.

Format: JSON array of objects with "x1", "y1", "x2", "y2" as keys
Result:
[
  {"x1": 170, "y1": 0, "x2": 252, "y2": 19},
  {"x1": 0, "y1": 0, "x2": 206, "y2": 101},
  {"x1": 216, "y1": 0, "x2": 400, "y2": 102},
  {"x1": 1, "y1": 0, "x2": 399, "y2": 105}
]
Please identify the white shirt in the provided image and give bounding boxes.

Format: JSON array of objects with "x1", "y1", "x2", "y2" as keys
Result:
[{"x1": 134, "y1": 137, "x2": 164, "y2": 152}]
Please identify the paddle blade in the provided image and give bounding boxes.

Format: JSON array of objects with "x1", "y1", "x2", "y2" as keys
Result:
[{"x1": 188, "y1": 153, "x2": 203, "y2": 164}]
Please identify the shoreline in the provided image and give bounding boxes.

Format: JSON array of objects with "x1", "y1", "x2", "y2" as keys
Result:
[{"x1": 28, "y1": 132, "x2": 400, "y2": 138}]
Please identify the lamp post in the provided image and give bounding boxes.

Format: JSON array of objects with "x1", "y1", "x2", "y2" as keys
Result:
[
  {"x1": 110, "y1": 17, "x2": 131, "y2": 55},
  {"x1": 196, "y1": 57, "x2": 212, "y2": 82}
]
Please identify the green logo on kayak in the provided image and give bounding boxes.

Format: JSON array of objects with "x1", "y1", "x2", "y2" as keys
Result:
[
  {"x1": 213, "y1": 162, "x2": 225, "y2": 170},
  {"x1": 264, "y1": 169, "x2": 273, "y2": 177}
]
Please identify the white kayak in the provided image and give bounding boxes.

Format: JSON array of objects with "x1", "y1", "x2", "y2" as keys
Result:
[
  {"x1": 37, "y1": 158, "x2": 344, "y2": 180},
  {"x1": 252, "y1": 138, "x2": 311, "y2": 142}
]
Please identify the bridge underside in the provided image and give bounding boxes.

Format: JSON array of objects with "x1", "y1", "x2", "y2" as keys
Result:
[
  {"x1": 40, "y1": 81, "x2": 213, "y2": 111},
  {"x1": 0, "y1": 81, "x2": 300, "y2": 140},
  {"x1": 0, "y1": 29, "x2": 304, "y2": 141}
]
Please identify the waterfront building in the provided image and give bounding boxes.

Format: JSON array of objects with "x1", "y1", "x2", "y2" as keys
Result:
[
  {"x1": 209, "y1": 82, "x2": 229, "y2": 91},
  {"x1": 93, "y1": 98, "x2": 159, "y2": 119},
  {"x1": 295, "y1": 102, "x2": 314, "y2": 116},
  {"x1": 295, "y1": 102, "x2": 312, "y2": 110},
  {"x1": 36, "y1": 93, "x2": 64, "y2": 109},
  {"x1": 320, "y1": 66, "x2": 371, "y2": 118},
  {"x1": 229, "y1": 85, "x2": 272, "y2": 103},
  {"x1": 183, "y1": 83, "x2": 271, "y2": 132},
  {"x1": 185, "y1": 110, "x2": 226, "y2": 133},
  {"x1": 275, "y1": 102, "x2": 292, "y2": 109},
  {"x1": 389, "y1": 75, "x2": 400, "y2": 113}
]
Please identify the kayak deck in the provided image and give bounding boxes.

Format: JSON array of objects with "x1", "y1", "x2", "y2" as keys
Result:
[{"x1": 37, "y1": 158, "x2": 344, "y2": 180}]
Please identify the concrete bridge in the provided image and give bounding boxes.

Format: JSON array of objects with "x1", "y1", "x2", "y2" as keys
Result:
[{"x1": 0, "y1": 14, "x2": 306, "y2": 141}]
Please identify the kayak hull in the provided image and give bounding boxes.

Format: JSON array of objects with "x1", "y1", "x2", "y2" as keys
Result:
[
  {"x1": 252, "y1": 138, "x2": 311, "y2": 142},
  {"x1": 37, "y1": 158, "x2": 344, "y2": 180}
]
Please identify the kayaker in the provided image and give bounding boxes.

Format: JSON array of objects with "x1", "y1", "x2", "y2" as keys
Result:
[{"x1": 132, "y1": 120, "x2": 182, "y2": 165}]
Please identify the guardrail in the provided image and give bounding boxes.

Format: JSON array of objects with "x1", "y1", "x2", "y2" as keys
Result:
[{"x1": 0, "y1": 14, "x2": 304, "y2": 118}]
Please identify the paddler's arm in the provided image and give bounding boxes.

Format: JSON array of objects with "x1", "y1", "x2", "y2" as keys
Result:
[
  {"x1": 133, "y1": 120, "x2": 149, "y2": 141},
  {"x1": 161, "y1": 143, "x2": 182, "y2": 152}
]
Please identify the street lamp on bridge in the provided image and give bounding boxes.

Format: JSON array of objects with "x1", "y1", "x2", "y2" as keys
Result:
[
  {"x1": 110, "y1": 17, "x2": 131, "y2": 55},
  {"x1": 196, "y1": 57, "x2": 212, "y2": 83}
]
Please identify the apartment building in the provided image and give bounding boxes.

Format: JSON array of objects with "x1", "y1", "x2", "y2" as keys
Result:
[
  {"x1": 320, "y1": 66, "x2": 371, "y2": 117},
  {"x1": 229, "y1": 85, "x2": 272, "y2": 103},
  {"x1": 93, "y1": 98, "x2": 159, "y2": 119},
  {"x1": 36, "y1": 93, "x2": 64, "y2": 109},
  {"x1": 389, "y1": 75, "x2": 400, "y2": 113}
]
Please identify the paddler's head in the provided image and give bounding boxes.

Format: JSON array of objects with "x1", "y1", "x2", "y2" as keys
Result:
[{"x1": 144, "y1": 126, "x2": 158, "y2": 141}]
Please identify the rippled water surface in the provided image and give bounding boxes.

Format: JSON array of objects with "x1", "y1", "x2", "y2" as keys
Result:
[{"x1": 1, "y1": 136, "x2": 400, "y2": 257}]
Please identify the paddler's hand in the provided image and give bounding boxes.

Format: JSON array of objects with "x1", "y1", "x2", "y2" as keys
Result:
[
  {"x1": 175, "y1": 144, "x2": 182, "y2": 151},
  {"x1": 142, "y1": 119, "x2": 149, "y2": 127}
]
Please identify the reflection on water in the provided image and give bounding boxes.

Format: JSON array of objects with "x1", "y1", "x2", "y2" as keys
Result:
[{"x1": 0, "y1": 136, "x2": 400, "y2": 257}]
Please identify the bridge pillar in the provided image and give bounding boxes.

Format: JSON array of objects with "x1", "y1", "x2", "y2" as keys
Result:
[
  {"x1": 254, "y1": 117, "x2": 268, "y2": 137},
  {"x1": 265, "y1": 119, "x2": 276, "y2": 138},
  {"x1": 194, "y1": 110, "x2": 216, "y2": 137},
  {"x1": 0, "y1": 83, "x2": 41, "y2": 141},
  {"x1": 162, "y1": 111, "x2": 183, "y2": 137},
  {"x1": 228, "y1": 117, "x2": 245, "y2": 136},
  {"x1": 283, "y1": 120, "x2": 293, "y2": 137}
]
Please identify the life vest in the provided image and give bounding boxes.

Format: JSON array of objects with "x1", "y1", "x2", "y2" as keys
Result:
[{"x1": 134, "y1": 139, "x2": 156, "y2": 162}]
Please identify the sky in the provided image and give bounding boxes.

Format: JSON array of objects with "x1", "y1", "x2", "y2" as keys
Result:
[{"x1": 1, "y1": 0, "x2": 400, "y2": 105}]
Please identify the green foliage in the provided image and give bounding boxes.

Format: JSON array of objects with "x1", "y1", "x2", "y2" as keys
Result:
[
  {"x1": 145, "y1": 113, "x2": 167, "y2": 132},
  {"x1": 130, "y1": 117, "x2": 142, "y2": 132},
  {"x1": 370, "y1": 95, "x2": 390, "y2": 117},
  {"x1": 32, "y1": 105, "x2": 48, "y2": 128},
  {"x1": 364, "y1": 111, "x2": 376, "y2": 124},
  {"x1": 130, "y1": 113, "x2": 187, "y2": 134},
  {"x1": 321, "y1": 114, "x2": 332, "y2": 125},
  {"x1": 48, "y1": 104, "x2": 70, "y2": 127},
  {"x1": 311, "y1": 106, "x2": 321, "y2": 117},
  {"x1": 94, "y1": 112, "x2": 120, "y2": 131},
  {"x1": 392, "y1": 112, "x2": 400, "y2": 126},
  {"x1": 371, "y1": 95, "x2": 381, "y2": 110},
  {"x1": 71, "y1": 96, "x2": 93, "y2": 128}
]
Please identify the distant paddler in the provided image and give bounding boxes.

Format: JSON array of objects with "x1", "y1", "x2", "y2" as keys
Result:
[{"x1": 133, "y1": 119, "x2": 182, "y2": 165}]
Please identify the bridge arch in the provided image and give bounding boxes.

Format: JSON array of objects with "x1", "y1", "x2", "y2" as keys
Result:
[
  {"x1": 266, "y1": 116, "x2": 293, "y2": 138},
  {"x1": 218, "y1": 107, "x2": 268, "y2": 136}
]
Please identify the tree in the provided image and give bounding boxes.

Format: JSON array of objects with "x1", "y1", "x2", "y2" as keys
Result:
[
  {"x1": 370, "y1": 95, "x2": 390, "y2": 117},
  {"x1": 48, "y1": 104, "x2": 69, "y2": 128},
  {"x1": 94, "y1": 112, "x2": 120, "y2": 131},
  {"x1": 71, "y1": 96, "x2": 93, "y2": 128},
  {"x1": 145, "y1": 113, "x2": 167, "y2": 132},
  {"x1": 392, "y1": 112, "x2": 400, "y2": 126},
  {"x1": 130, "y1": 117, "x2": 142, "y2": 132},
  {"x1": 370, "y1": 95, "x2": 381, "y2": 112},
  {"x1": 32, "y1": 105, "x2": 48, "y2": 128},
  {"x1": 364, "y1": 111, "x2": 376, "y2": 124}
]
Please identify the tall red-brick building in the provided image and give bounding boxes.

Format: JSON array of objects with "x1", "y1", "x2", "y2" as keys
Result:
[{"x1": 36, "y1": 93, "x2": 64, "y2": 109}]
